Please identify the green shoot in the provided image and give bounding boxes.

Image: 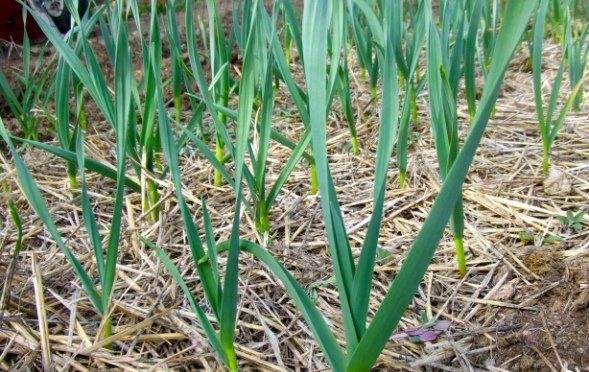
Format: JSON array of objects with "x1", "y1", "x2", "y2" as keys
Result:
[
  {"x1": 426, "y1": 1, "x2": 468, "y2": 276},
  {"x1": 206, "y1": 1, "x2": 535, "y2": 370},
  {"x1": 564, "y1": 4, "x2": 589, "y2": 111},
  {"x1": 0, "y1": 31, "x2": 52, "y2": 140},
  {"x1": 392, "y1": 0, "x2": 429, "y2": 187},
  {"x1": 22, "y1": 2, "x2": 135, "y2": 344},
  {"x1": 532, "y1": 0, "x2": 586, "y2": 174}
]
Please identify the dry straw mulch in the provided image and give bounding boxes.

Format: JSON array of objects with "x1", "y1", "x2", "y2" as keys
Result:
[{"x1": 0, "y1": 39, "x2": 588, "y2": 370}]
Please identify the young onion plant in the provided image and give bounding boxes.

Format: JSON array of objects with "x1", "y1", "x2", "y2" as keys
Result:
[
  {"x1": 532, "y1": 0, "x2": 586, "y2": 174},
  {"x1": 323, "y1": 0, "x2": 360, "y2": 155},
  {"x1": 477, "y1": 0, "x2": 500, "y2": 76},
  {"x1": 564, "y1": 3, "x2": 589, "y2": 111},
  {"x1": 1, "y1": 4, "x2": 134, "y2": 342},
  {"x1": 547, "y1": 0, "x2": 565, "y2": 43},
  {"x1": 336, "y1": 55, "x2": 361, "y2": 155},
  {"x1": 53, "y1": 31, "x2": 91, "y2": 191},
  {"x1": 207, "y1": 1, "x2": 535, "y2": 369},
  {"x1": 54, "y1": 55, "x2": 78, "y2": 190},
  {"x1": 201, "y1": 0, "x2": 232, "y2": 187},
  {"x1": 0, "y1": 31, "x2": 52, "y2": 141},
  {"x1": 345, "y1": 0, "x2": 380, "y2": 97},
  {"x1": 464, "y1": 0, "x2": 485, "y2": 119},
  {"x1": 141, "y1": 1, "x2": 265, "y2": 370},
  {"x1": 182, "y1": 0, "x2": 332, "y2": 233},
  {"x1": 164, "y1": 2, "x2": 206, "y2": 142},
  {"x1": 392, "y1": 0, "x2": 428, "y2": 187},
  {"x1": 103, "y1": 0, "x2": 172, "y2": 222},
  {"x1": 136, "y1": 5, "x2": 164, "y2": 221},
  {"x1": 426, "y1": 3, "x2": 468, "y2": 277},
  {"x1": 270, "y1": 0, "x2": 325, "y2": 194},
  {"x1": 12, "y1": 6, "x2": 138, "y2": 194}
]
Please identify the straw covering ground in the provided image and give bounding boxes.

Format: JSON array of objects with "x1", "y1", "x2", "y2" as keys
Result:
[{"x1": 0, "y1": 1, "x2": 588, "y2": 371}]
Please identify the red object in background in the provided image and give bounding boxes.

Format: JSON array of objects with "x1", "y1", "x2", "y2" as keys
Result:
[{"x1": 0, "y1": 0, "x2": 46, "y2": 44}]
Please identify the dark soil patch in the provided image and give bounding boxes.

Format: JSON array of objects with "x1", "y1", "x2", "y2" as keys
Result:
[{"x1": 487, "y1": 252, "x2": 589, "y2": 370}]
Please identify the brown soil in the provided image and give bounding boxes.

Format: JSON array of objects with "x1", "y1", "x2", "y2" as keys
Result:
[{"x1": 482, "y1": 251, "x2": 588, "y2": 370}]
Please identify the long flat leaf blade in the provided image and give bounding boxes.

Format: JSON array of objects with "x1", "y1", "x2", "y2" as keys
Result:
[{"x1": 347, "y1": 2, "x2": 537, "y2": 370}]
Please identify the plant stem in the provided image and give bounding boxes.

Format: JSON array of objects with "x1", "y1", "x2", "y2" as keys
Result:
[
  {"x1": 350, "y1": 136, "x2": 360, "y2": 155},
  {"x1": 285, "y1": 47, "x2": 291, "y2": 65},
  {"x1": 453, "y1": 235, "x2": 467, "y2": 277},
  {"x1": 79, "y1": 104, "x2": 88, "y2": 131},
  {"x1": 573, "y1": 89, "x2": 583, "y2": 112},
  {"x1": 25, "y1": 128, "x2": 38, "y2": 141},
  {"x1": 542, "y1": 146, "x2": 551, "y2": 174},
  {"x1": 155, "y1": 152, "x2": 164, "y2": 172},
  {"x1": 398, "y1": 169, "x2": 407, "y2": 188},
  {"x1": 67, "y1": 172, "x2": 79, "y2": 191},
  {"x1": 255, "y1": 200, "x2": 270, "y2": 233},
  {"x1": 284, "y1": 25, "x2": 292, "y2": 65},
  {"x1": 370, "y1": 85, "x2": 378, "y2": 101},
  {"x1": 225, "y1": 345, "x2": 238, "y2": 372},
  {"x1": 411, "y1": 89, "x2": 418, "y2": 123},
  {"x1": 174, "y1": 95, "x2": 182, "y2": 124},
  {"x1": 100, "y1": 315, "x2": 113, "y2": 349},
  {"x1": 214, "y1": 137, "x2": 224, "y2": 186},
  {"x1": 274, "y1": 73, "x2": 281, "y2": 91},
  {"x1": 309, "y1": 162, "x2": 319, "y2": 195},
  {"x1": 146, "y1": 178, "x2": 160, "y2": 221}
]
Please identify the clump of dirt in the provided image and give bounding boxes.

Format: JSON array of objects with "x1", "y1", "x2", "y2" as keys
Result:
[
  {"x1": 488, "y1": 255, "x2": 589, "y2": 370},
  {"x1": 522, "y1": 247, "x2": 564, "y2": 278},
  {"x1": 543, "y1": 167, "x2": 573, "y2": 196},
  {"x1": 570, "y1": 260, "x2": 589, "y2": 310}
]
